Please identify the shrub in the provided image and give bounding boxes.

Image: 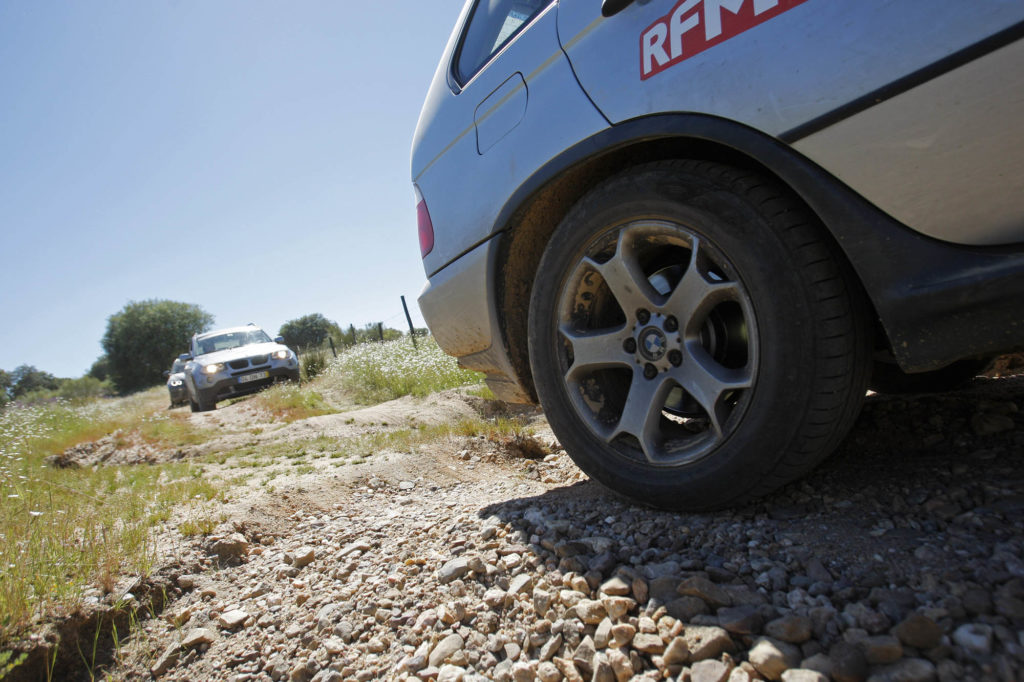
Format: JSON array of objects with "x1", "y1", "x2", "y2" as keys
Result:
[
  {"x1": 326, "y1": 337, "x2": 483, "y2": 404},
  {"x1": 300, "y1": 348, "x2": 330, "y2": 381}
]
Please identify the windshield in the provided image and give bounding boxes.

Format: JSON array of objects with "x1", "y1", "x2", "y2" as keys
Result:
[{"x1": 195, "y1": 329, "x2": 272, "y2": 355}]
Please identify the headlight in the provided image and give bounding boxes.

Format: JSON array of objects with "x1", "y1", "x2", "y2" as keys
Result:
[
  {"x1": 273, "y1": 350, "x2": 291, "y2": 360},
  {"x1": 202, "y1": 363, "x2": 225, "y2": 375},
  {"x1": 170, "y1": 380, "x2": 183, "y2": 387}
]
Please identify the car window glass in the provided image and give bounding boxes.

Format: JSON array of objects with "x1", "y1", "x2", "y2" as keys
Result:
[{"x1": 456, "y1": 0, "x2": 547, "y2": 84}]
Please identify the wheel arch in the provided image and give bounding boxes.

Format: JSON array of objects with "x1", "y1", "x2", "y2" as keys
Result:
[
  {"x1": 493, "y1": 113, "x2": 879, "y2": 402},
  {"x1": 493, "y1": 111, "x2": 1024, "y2": 399}
]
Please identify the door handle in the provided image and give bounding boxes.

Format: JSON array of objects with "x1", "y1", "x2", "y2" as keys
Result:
[{"x1": 601, "y1": 0, "x2": 635, "y2": 17}]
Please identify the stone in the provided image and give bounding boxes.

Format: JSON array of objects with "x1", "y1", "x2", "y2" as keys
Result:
[
  {"x1": 601, "y1": 596, "x2": 635, "y2": 621},
  {"x1": 210, "y1": 533, "x2": 248, "y2": 561},
  {"x1": 339, "y1": 539, "x2": 371, "y2": 557},
  {"x1": 288, "y1": 546, "x2": 315, "y2": 568},
  {"x1": 663, "y1": 635, "x2": 690, "y2": 665},
  {"x1": 573, "y1": 636, "x2": 597, "y2": 678},
  {"x1": 607, "y1": 648, "x2": 632, "y2": 682},
  {"x1": 952, "y1": 623, "x2": 992, "y2": 654},
  {"x1": 437, "y1": 665, "x2": 466, "y2": 682},
  {"x1": 429, "y1": 634, "x2": 465, "y2": 668},
  {"x1": 632, "y1": 632, "x2": 665, "y2": 654},
  {"x1": 829, "y1": 642, "x2": 869, "y2": 682},
  {"x1": 576, "y1": 599, "x2": 607, "y2": 624},
  {"x1": 594, "y1": 619, "x2": 613, "y2": 649},
  {"x1": 861, "y1": 635, "x2": 903, "y2": 665},
  {"x1": 717, "y1": 604, "x2": 763, "y2": 635},
  {"x1": 509, "y1": 574, "x2": 534, "y2": 596},
  {"x1": 610, "y1": 623, "x2": 636, "y2": 649},
  {"x1": 553, "y1": 656, "x2": 584, "y2": 682},
  {"x1": 151, "y1": 643, "x2": 180, "y2": 677},
  {"x1": 667, "y1": 596, "x2": 709, "y2": 621},
  {"x1": 483, "y1": 588, "x2": 507, "y2": 608},
  {"x1": 691, "y1": 660, "x2": 732, "y2": 682},
  {"x1": 748, "y1": 638, "x2": 802, "y2": 681},
  {"x1": 678, "y1": 576, "x2": 732, "y2": 608},
  {"x1": 893, "y1": 613, "x2": 944, "y2": 650},
  {"x1": 536, "y1": 661, "x2": 561, "y2": 682},
  {"x1": 592, "y1": 654, "x2": 616, "y2": 682},
  {"x1": 798, "y1": 653, "x2": 833, "y2": 678},
  {"x1": 765, "y1": 615, "x2": 812, "y2": 643},
  {"x1": 181, "y1": 628, "x2": 215, "y2": 649},
  {"x1": 780, "y1": 671, "x2": 828, "y2": 682},
  {"x1": 683, "y1": 625, "x2": 734, "y2": 662},
  {"x1": 864, "y1": 657, "x2": 936, "y2": 682},
  {"x1": 539, "y1": 633, "x2": 563, "y2": 661},
  {"x1": 176, "y1": 574, "x2": 199, "y2": 589},
  {"x1": 600, "y1": 576, "x2": 631, "y2": 596},
  {"x1": 438, "y1": 558, "x2": 471, "y2": 584},
  {"x1": 534, "y1": 588, "x2": 554, "y2": 616},
  {"x1": 218, "y1": 609, "x2": 249, "y2": 630}
]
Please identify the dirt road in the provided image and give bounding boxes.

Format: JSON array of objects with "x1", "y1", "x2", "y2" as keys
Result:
[{"x1": 14, "y1": 376, "x2": 1024, "y2": 681}]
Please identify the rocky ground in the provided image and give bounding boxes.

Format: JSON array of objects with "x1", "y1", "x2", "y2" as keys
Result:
[{"x1": 14, "y1": 375, "x2": 1024, "y2": 682}]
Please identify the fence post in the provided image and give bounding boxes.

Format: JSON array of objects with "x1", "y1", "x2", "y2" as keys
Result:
[
  {"x1": 377, "y1": 322, "x2": 384, "y2": 343},
  {"x1": 401, "y1": 295, "x2": 418, "y2": 349},
  {"x1": 328, "y1": 337, "x2": 337, "y2": 358}
]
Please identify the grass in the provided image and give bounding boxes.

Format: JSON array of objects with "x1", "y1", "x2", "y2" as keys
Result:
[
  {"x1": 0, "y1": 335, "x2": 506, "y2": 649},
  {"x1": 322, "y1": 336, "x2": 483, "y2": 404},
  {"x1": 250, "y1": 382, "x2": 336, "y2": 422},
  {"x1": 0, "y1": 389, "x2": 223, "y2": 644}
]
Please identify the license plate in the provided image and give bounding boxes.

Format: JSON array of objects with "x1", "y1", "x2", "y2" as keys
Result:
[{"x1": 238, "y1": 371, "x2": 269, "y2": 384}]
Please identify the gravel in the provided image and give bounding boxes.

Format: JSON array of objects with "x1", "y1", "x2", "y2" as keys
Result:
[{"x1": 97, "y1": 377, "x2": 1024, "y2": 681}]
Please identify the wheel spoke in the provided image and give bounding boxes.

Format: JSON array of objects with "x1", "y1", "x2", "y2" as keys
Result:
[
  {"x1": 610, "y1": 372, "x2": 674, "y2": 462},
  {"x1": 665, "y1": 237, "x2": 740, "y2": 325},
  {"x1": 562, "y1": 325, "x2": 631, "y2": 380},
  {"x1": 672, "y1": 343, "x2": 753, "y2": 436},
  {"x1": 586, "y1": 230, "x2": 662, "y2": 316}
]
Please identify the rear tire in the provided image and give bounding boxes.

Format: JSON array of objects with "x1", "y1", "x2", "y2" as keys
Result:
[{"x1": 527, "y1": 160, "x2": 871, "y2": 510}]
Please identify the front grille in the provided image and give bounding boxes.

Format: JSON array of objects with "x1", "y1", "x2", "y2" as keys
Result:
[
  {"x1": 250, "y1": 354, "x2": 269, "y2": 365},
  {"x1": 228, "y1": 359, "x2": 249, "y2": 370}
]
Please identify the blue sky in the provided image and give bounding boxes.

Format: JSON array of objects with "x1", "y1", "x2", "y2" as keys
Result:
[{"x1": 0, "y1": 1, "x2": 462, "y2": 378}]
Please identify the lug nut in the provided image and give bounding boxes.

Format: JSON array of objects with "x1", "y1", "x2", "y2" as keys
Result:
[
  {"x1": 623, "y1": 338, "x2": 637, "y2": 354},
  {"x1": 643, "y1": 363, "x2": 658, "y2": 380},
  {"x1": 664, "y1": 315, "x2": 678, "y2": 332},
  {"x1": 637, "y1": 309, "x2": 650, "y2": 324},
  {"x1": 668, "y1": 349, "x2": 682, "y2": 366}
]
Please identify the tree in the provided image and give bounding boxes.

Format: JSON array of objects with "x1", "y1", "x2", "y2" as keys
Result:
[
  {"x1": 9, "y1": 365, "x2": 60, "y2": 398},
  {"x1": 0, "y1": 369, "x2": 11, "y2": 406},
  {"x1": 279, "y1": 313, "x2": 341, "y2": 351},
  {"x1": 102, "y1": 299, "x2": 214, "y2": 393},
  {"x1": 87, "y1": 355, "x2": 110, "y2": 381}
]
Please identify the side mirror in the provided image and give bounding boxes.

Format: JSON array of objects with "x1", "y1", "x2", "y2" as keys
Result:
[
  {"x1": 274, "y1": 336, "x2": 285, "y2": 344},
  {"x1": 179, "y1": 353, "x2": 192, "y2": 362},
  {"x1": 163, "y1": 370, "x2": 171, "y2": 378}
]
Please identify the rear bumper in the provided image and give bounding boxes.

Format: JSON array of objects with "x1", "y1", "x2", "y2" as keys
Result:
[
  {"x1": 194, "y1": 367, "x2": 299, "y2": 404},
  {"x1": 418, "y1": 235, "x2": 533, "y2": 403}
]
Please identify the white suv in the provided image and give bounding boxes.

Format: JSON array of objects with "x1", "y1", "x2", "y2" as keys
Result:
[
  {"x1": 181, "y1": 325, "x2": 299, "y2": 412},
  {"x1": 412, "y1": 0, "x2": 1024, "y2": 509}
]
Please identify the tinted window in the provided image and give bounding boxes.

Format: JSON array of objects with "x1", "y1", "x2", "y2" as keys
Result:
[{"x1": 456, "y1": 0, "x2": 548, "y2": 84}]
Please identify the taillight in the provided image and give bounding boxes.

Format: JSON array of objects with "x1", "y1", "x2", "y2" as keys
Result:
[{"x1": 415, "y1": 186, "x2": 434, "y2": 258}]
